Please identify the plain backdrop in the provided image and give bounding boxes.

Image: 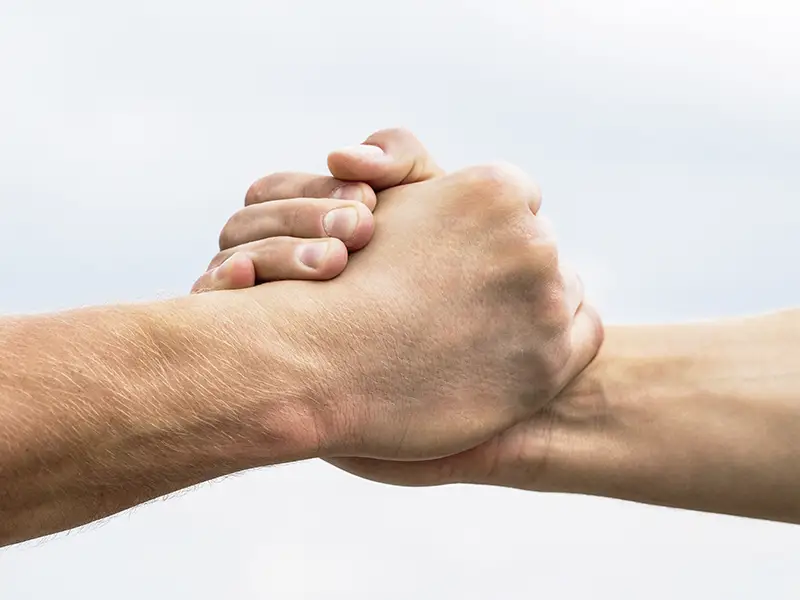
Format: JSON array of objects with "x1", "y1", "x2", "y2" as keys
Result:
[{"x1": 1, "y1": 1, "x2": 799, "y2": 598}]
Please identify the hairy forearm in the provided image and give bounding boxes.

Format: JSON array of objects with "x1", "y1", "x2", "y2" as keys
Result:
[
  {"x1": 0, "y1": 292, "x2": 321, "y2": 546},
  {"x1": 544, "y1": 309, "x2": 800, "y2": 523}
]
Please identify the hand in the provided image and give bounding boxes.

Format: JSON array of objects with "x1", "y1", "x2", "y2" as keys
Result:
[
  {"x1": 201, "y1": 128, "x2": 602, "y2": 471},
  {"x1": 327, "y1": 385, "x2": 591, "y2": 491},
  {"x1": 191, "y1": 128, "x2": 442, "y2": 292},
  {"x1": 232, "y1": 145, "x2": 602, "y2": 460},
  {"x1": 321, "y1": 135, "x2": 600, "y2": 482}
]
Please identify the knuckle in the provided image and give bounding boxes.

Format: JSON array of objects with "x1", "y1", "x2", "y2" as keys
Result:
[
  {"x1": 217, "y1": 216, "x2": 238, "y2": 250},
  {"x1": 218, "y1": 207, "x2": 251, "y2": 250},
  {"x1": 279, "y1": 201, "x2": 305, "y2": 233},
  {"x1": 363, "y1": 127, "x2": 438, "y2": 186},
  {"x1": 244, "y1": 172, "x2": 289, "y2": 206},
  {"x1": 259, "y1": 237, "x2": 291, "y2": 261},
  {"x1": 207, "y1": 250, "x2": 229, "y2": 271},
  {"x1": 364, "y1": 126, "x2": 415, "y2": 146},
  {"x1": 404, "y1": 155, "x2": 431, "y2": 186},
  {"x1": 451, "y1": 162, "x2": 539, "y2": 220},
  {"x1": 300, "y1": 178, "x2": 324, "y2": 199},
  {"x1": 244, "y1": 178, "x2": 267, "y2": 206},
  {"x1": 462, "y1": 162, "x2": 531, "y2": 196}
]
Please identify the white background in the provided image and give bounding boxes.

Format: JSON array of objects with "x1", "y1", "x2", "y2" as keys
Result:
[{"x1": 1, "y1": 1, "x2": 799, "y2": 598}]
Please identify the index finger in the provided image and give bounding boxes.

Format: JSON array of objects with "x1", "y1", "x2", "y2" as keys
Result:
[{"x1": 245, "y1": 173, "x2": 377, "y2": 211}]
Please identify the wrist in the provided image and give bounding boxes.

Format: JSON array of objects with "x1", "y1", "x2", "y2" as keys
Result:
[
  {"x1": 142, "y1": 289, "x2": 338, "y2": 468},
  {"x1": 535, "y1": 313, "x2": 800, "y2": 522},
  {"x1": 535, "y1": 323, "x2": 690, "y2": 497}
]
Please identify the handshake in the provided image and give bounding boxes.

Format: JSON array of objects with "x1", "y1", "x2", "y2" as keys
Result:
[
  {"x1": 4, "y1": 128, "x2": 798, "y2": 547},
  {"x1": 190, "y1": 128, "x2": 603, "y2": 489}
]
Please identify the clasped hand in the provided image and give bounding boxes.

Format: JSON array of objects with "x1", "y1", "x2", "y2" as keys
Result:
[{"x1": 192, "y1": 128, "x2": 603, "y2": 489}]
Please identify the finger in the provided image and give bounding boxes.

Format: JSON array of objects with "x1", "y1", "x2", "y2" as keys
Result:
[
  {"x1": 327, "y1": 127, "x2": 445, "y2": 191},
  {"x1": 245, "y1": 175, "x2": 377, "y2": 211},
  {"x1": 220, "y1": 199, "x2": 374, "y2": 251},
  {"x1": 208, "y1": 237, "x2": 349, "y2": 283},
  {"x1": 191, "y1": 252, "x2": 256, "y2": 293}
]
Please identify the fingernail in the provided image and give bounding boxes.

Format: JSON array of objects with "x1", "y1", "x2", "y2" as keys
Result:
[
  {"x1": 297, "y1": 241, "x2": 332, "y2": 269},
  {"x1": 323, "y1": 207, "x2": 359, "y2": 241},
  {"x1": 337, "y1": 144, "x2": 387, "y2": 161},
  {"x1": 331, "y1": 184, "x2": 364, "y2": 201}
]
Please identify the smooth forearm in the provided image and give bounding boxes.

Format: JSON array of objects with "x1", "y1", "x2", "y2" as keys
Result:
[
  {"x1": 0, "y1": 291, "x2": 322, "y2": 546},
  {"x1": 544, "y1": 309, "x2": 800, "y2": 523}
]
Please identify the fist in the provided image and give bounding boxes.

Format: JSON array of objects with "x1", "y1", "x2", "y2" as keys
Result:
[{"x1": 275, "y1": 162, "x2": 603, "y2": 460}]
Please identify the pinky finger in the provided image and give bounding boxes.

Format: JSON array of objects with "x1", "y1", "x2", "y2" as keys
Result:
[
  {"x1": 191, "y1": 252, "x2": 257, "y2": 293},
  {"x1": 194, "y1": 237, "x2": 350, "y2": 294}
]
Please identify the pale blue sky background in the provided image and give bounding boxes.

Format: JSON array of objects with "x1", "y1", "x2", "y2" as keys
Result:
[{"x1": 1, "y1": 1, "x2": 799, "y2": 598}]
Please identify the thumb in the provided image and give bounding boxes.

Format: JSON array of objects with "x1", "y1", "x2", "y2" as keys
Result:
[{"x1": 327, "y1": 127, "x2": 445, "y2": 191}]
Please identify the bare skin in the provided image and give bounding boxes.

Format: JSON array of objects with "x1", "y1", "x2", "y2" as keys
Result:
[
  {"x1": 0, "y1": 152, "x2": 600, "y2": 547},
  {"x1": 215, "y1": 128, "x2": 800, "y2": 525}
]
